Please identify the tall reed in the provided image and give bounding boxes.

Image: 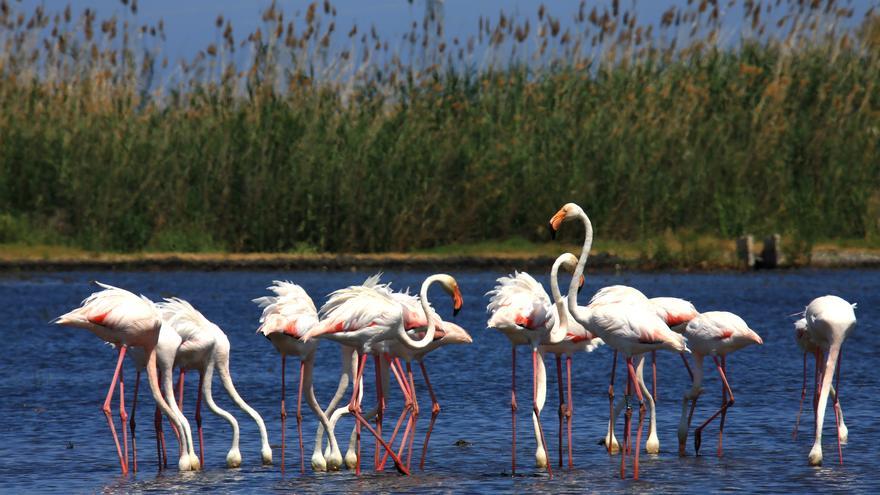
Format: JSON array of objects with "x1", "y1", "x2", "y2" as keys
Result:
[{"x1": 0, "y1": 0, "x2": 877, "y2": 253}]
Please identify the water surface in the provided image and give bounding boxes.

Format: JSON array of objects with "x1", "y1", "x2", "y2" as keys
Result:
[{"x1": 1, "y1": 269, "x2": 878, "y2": 493}]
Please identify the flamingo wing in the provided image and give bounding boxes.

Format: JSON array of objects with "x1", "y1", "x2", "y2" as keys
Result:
[
  {"x1": 485, "y1": 271, "x2": 554, "y2": 331},
  {"x1": 253, "y1": 281, "x2": 320, "y2": 339}
]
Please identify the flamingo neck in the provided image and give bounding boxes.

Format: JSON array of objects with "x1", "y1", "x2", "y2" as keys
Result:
[
  {"x1": 567, "y1": 211, "x2": 594, "y2": 328},
  {"x1": 397, "y1": 275, "x2": 442, "y2": 349},
  {"x1": 548, "y1": 257, "x2": 569, "y2": 343}
]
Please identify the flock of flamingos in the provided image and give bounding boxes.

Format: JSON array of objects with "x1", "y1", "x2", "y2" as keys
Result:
[{"x1": 54, "y1": 203, "x2": 857, "y2": 481}]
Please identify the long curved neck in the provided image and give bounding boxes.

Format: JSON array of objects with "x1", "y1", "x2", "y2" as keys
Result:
[
  {"x1": 549, "y1": 258, "x2": 569, "y2": 342},
  {"x1": 567, "y1": 211, "x2": 594, "y2": 327},
  {"x1": 216, "y1": 347, "x2": 271, "y2": 461},
  {"x1": 396, "y1": 275, "x2": 442, "y2": 349},
  {"x1": 202, "y1": 360, "x2": 240, "y2": 453}
]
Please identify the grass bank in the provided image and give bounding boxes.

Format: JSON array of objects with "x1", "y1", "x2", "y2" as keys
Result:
[{"x1": 0, "y1": 1, "x2": 878, "y2": 254}]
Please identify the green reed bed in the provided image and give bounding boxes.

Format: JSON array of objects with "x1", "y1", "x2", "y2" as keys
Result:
[{"x1": 0, "y1": 1, "x2": 878, "y2": 255}]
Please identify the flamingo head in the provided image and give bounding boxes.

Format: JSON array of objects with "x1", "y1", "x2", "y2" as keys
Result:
[
  {"x1": 557, "y1": 252, "x2": 585, "y2": 293},
  {"x1": 435, "y1": 274, "x2": 463, "y2": 316},
  {"x1": 548, "y1": 202, "x2": 584, "y2": 239},
  {"x1": 440, "y1": 321, "x2": 473, "y2": 345},
  {"x1": 226, "y1": 447, "x2": 242, "y2": 469}
]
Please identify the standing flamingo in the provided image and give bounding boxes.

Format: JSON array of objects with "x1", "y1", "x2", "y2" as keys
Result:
[
  {"x1": 675, "y1": 311, "x2": 762, "y2": 456},
  {"x1": 801, "y1": 295, "x2": 856, "y2": 466},
  {"x1": 53, "y1": 282, "x2": 198, "y2": 473},
  {"x1": 539, "y1": 254, "x2": 603, "y2": 469},
  {"x1": 486, "y1": 257, "x2": 582, "y2": 476},
  {"x1": 792, "y1": 318, "x2": 847, "y2": 443},
  {"x1": 253, "y1": 280, "x2": 351, "y2": 473},
  {"x1": 302, "y1": 273, "x2": 463, "y2": 476},
  {"x1": 549, "y1": 202, "x2": 689, "y2": 480}
]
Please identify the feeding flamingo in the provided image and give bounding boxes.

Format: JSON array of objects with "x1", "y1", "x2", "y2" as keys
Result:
[
  {"x1": 675, "y1": 311, "x2": 762, "y2": 457},
  {"x1": 253, "y1": 280, "x2": 352, "y2": 473},
  {"x1": 302, "y1": 273, "x2": 463, "y2": 476},
  {"x1": 53, "y1": 282, "x2": 199, "y2": 473},
  {"x1": 549, "y1": 202, "x2": 689, "y2": 480},
  {"x1": 792, "y1": 318, "x2": 847, "y2": 443},
  {"x1": 800, "y1": 295, "x2": 856, "y2": 466}
]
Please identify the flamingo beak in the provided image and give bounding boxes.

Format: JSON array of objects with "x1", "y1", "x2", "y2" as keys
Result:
[
  {"x1": 577, "y1": 274, "x2": 585, "y2": 294},
  {"x1": 549, "y1": 209, "x2": 566, "y2": 239},
  {"x1": 452, "y1": 287, "x2": 463, "y2": 317}
]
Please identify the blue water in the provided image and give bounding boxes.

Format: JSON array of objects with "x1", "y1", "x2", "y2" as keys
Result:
[{"x1": 1, "y1": 269, "x2": 879, "y2": 493}]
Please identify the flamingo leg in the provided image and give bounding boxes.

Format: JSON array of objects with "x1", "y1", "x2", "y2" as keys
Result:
[
  {"x1": 621, "y1": 358, "x2": 631, "y2": 479},
  {"x1": 694, "y1": 356, "x2": 735, "y2": 456},
  {"x1": 565, "y1": 354, "x2": 574, "y2": 469},
  {"x1": 195, "y1": 370, "x2": 205, "y2": 468},
  {"x1": 348, "y1": 352, "x2": 410, "y2": 475},
  {"x1": 532, "y1": 349, "x2": 552, "y2": 478},
  {"x1": 627, "y1": 357, "x2": 646, "y2": 480},
  {"x1": 405, "y1": 362, "x2": 419, "y2": 470},
  {"x1": 419, "y1": 360, "x2": 440, "y2": 470},
  {"x1": 374, "y1": 354, "x2": 383, "y2": 471},
  {"x1": 680, "y1": 353, "x2": 694, "y2": 381},
  {"x1": 119, "y1": 365, "x2": 129, "y2": 473},
  {"x1": 813, "y1": 348, "x2": 822, "y2": 425},
  {"x1": 833, "y1": 349, "x2": 843, "y2": 465},
  {"x1": 154, "y1": 404, "x2": 167, "y2": 469},
  {"x1": 377, "y1": 357, "x2": 413, "y2": 471},
  {"x1": 718, "y1": 356, "x2": 728, "y2": 457},
  {"x1": 793, "y1": 351, "x2": 807, "y2": 440},
  {"x1": 555, "y1": 354, "x2": 564, "y2": 468},
  {"x1": 103, "y1": 345, "x2": 128, "y2": 475},
  {"x1": 130, "y1": 370, "x2": 140, "y2": 473},
  {"x1": 607, "y1": 349, "x2": 618, "y2": 455},
  {"x1": 652, "y1": 350, "x2": 658, "y2": 400},
  {"x1": 280, "y1": 354, "x2": 287, "y2": 474},
  {"x1": 297, "y1": 360, "x2": 305, "y2": 474},
  {"x1": 510, "y1": 346, "x2": 518, "y2": 475}
]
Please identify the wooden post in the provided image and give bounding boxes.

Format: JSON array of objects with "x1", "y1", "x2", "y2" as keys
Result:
[
  {"x1": 736, "y1": 235, "x2": 755, "y2": 269},
  {"x1": 762, "y1": 234, "x2": 781, "y2": 269}
]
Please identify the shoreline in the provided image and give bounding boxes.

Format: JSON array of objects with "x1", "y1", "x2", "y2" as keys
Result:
[{"x1": 1, "y1": 249, "x2": 879, "y2": 272}]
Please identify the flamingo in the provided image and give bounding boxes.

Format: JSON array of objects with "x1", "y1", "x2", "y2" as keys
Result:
[
  {"x1": 302, "y1": 273, "x2": 463, "y2": 476},
  {"x1": 485, "y1": 256, "x2": 583, "y2": 475},
  {"x1": 801, "y1": 295, "x2": 856, "y2": 466},
  {"x1": 674, "y1": 311, "x2": 763, "y2": 456},
  {"x1": 792, "y1": 318, "x2": 847, "y2": 443},
  {"x1": 549, "y1": 202, "x2": 689, "y2": 480},
  {"x1": 53, "y1": 282, "x2": 198, "y2": 473},
  {"x1": 253, "y1": 280, "x2": 352, "y2": 473},
  {"x1": 539, "y1": 253, "x2": 603, "y2": 469},
  {"x1": 141, "y1": 298, "x2": 273, "y2": 468},
  {"x1": 587, "y1": 286, "x2": 698, "y2": 455}
]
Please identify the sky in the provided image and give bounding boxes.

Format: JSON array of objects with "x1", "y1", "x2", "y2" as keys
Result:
[{"x1": 11, "y1": 0, "x2": 878, "y2": 64}]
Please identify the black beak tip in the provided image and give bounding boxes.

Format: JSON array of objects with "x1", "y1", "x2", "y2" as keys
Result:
[
  {"x1": 453, "y1": 307, "x2": 461, "y2": 317},
  {"x1": 578, "y1": 284, "x2": 583, "y2": 294},
  {"x1": 548, "y1": 223, "x2": 557, "y2": 240}
]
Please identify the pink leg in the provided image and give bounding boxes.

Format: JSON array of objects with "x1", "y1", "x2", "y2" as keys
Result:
[
  {"x1": 419, "y1": 360, "x2": 440, "y2": 470},
  {"x1": 793, "y1": 351, "x2": 807, "y2": 440},
  {"x1": 297, "y1": 360, "x2": 305, "y2": 474},
  {"x1": 103, "y1": 345, "x2": 128, "y2": 475},
  {"x1": 620, "y1": 357, "x2": 631, "y2": 479},
  {"x1": 627, "y1": 357, "x2": 646, "y2": 480},
  {"x1": 280, "y1": 355, "x2": 287, "y2": 475},
  {"x1": 532, "y1": 349, "x2": 552, "y2": 478},
  {"x1": 129, "y1": 370, "x2": 140, "y2": 473},
  {"x1": 718, "y1": 356, "x2": 728, "y2": 457},
  {"x1": 377, "y1": 357, "x2": 414, "y2": 471},
  {"x1": 555, "y1": 354, "x2": 564, "y2": 468},
  {"x1": 680, "y1": 353, "x2": 694, "y2": 381},
  {"x1": 511, "y1": 346, "x2": 518, "y2": 474},
  {"x1": 565, "y1": 355, "x2": 574, "y2": 469},
  {"x1": 833, "y1": 349, "x2": 843, "y2": 465},
  {"x1": 347, "y1": 352, "x2": 411, "y2": 476},
  {"x1": 195, "y1": 371, "x2": 205, "y2": 468},
  {"x1": 119, "y1": 365, "x2": 130, "y2": 473},
  {"x1": 405, "y1": 362, "x2": 419, "y2": 470},
  {"x1": 374, "y1": 354, "x2": 383, "y2": 471},
  {"x1": 608, "y1": 350, "x2": 618, "y2": 455},
  {"x1": 694, "y1": 356, "x2": 735, "y2": 456}
]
